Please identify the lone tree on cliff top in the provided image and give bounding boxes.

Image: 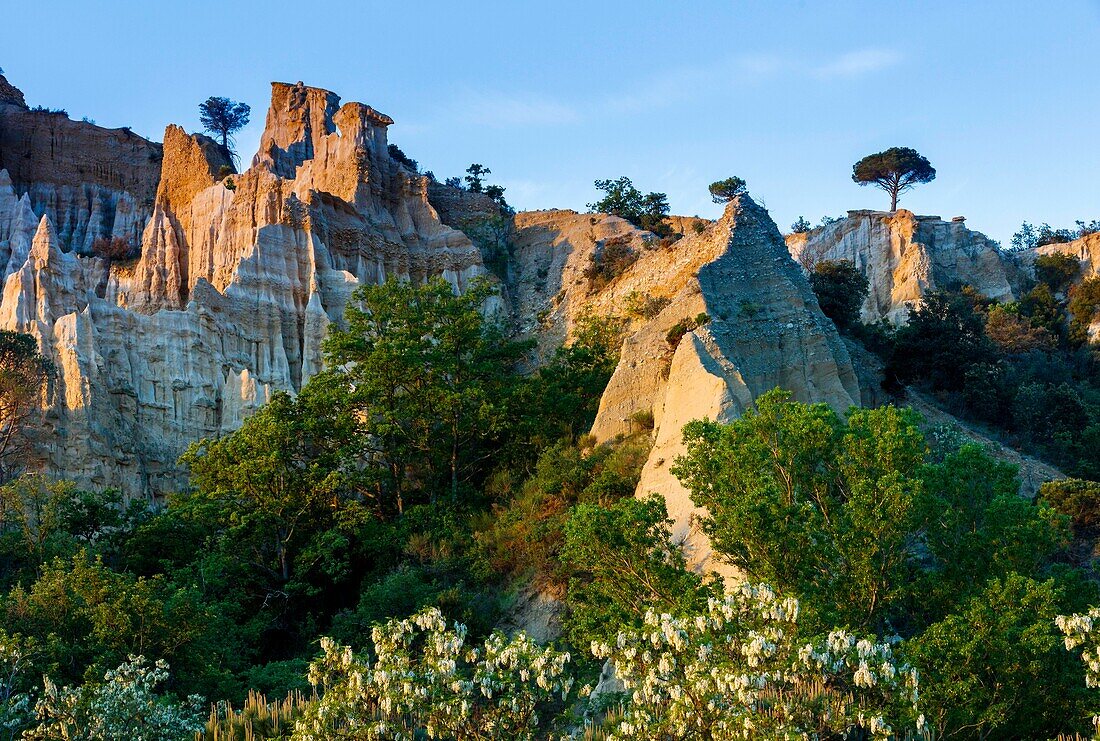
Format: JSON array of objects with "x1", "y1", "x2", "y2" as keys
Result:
[
  {"x1": 852, "y1": 146, "x2": 935, "y2": 211},
  {"x1": 199, "y1": 96, "x2": 251, "y2": 156},
  {"x1": 708, "y1": 176, "x2": 747, "y2": 203}
]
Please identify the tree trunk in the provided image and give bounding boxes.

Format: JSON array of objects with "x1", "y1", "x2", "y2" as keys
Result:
[{"x1": 890, "y1": 187, "x2": 898, "y2": 211}]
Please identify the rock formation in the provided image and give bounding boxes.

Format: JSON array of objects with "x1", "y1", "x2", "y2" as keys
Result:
[
  {"x1": 510, "y1": 199, "x2": 861, "y2": 574},
  {"x1": 0, "y1": 76, "x2": 485, "y2": 495},
  {"x1": 0, "y1": 74, "x2": 162, "y2": 255},
  {"x1": 787, "y1": 210, "x2": 1015, "y2": 323}
]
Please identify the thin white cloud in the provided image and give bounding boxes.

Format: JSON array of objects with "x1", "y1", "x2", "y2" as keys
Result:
[
  {"x1": 452, "y1": 90, "x2": 581, "y2": 127},
  {"x1": 813, "y1": 49, "x2": 903, "y2": 79}
]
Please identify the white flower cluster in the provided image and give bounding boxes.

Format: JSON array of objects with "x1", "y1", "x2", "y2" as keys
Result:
[
  {"x1": 22, "y1": 655, "x2": 204, "y2": 741},
  {"x1": 293, "y1": 607, "x2": 576, "y2": 740},
  {"x1": 1056, "y1": 607, "x2": 1100, "y2": 732},
  {"x1": 588, "y1": 583, "x2": 919, "y2": 740}
]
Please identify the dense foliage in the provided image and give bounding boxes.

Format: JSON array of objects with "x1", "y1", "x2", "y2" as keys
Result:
[
  {"x1": 588, "y1": 177, "x2": 672, "y2": 237},
  {"x1": 7, "y1": 264, "x2": 1100, "y2": 738},
  {"x1": 851, "y1": 147, "x2": 936, "y2": 211},
  {"x1": 809, "y1": 260, "x2": 869, "y2": 332},
  {"x1": 674, "y1": 389, "x2": 1092, "y2": 736}
]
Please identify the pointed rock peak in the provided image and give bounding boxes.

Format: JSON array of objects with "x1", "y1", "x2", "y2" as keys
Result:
[
  {"x1": 253, "y1": 81, "x2": 342, "y2": 178},
  {"x1": 30, "y1": 215, "x2": 61, "y2": 265},
  {"x1": 0, "y1": 169, "x2": 12, "y2": 190},
  {"x1": 156, "y1": 124, "x2": 234, "y2": 213},
  {"x1": 0, "y1": 73, "x2": 27, "y2": 108}
]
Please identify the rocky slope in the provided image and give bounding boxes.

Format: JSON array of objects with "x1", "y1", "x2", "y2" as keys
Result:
[
  {"x1": 787, "y1": 210, "x2": 1017, "y2": 323},
  {"x1": 510, "y1": 199, "x2": 861, "y2": 574},
  {"x1": 0, "y1": 76, "x2": 485, "y2": 495}
]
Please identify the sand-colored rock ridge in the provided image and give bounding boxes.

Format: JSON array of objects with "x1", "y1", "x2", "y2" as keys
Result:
[
  {"x1": 509, "y1": 198, "x2": 861, "y2": 574},
  {"x1": 787, "y1": 209, "x2": 1016, "y2": 324},
  {"x1": 0, "y1": 77, "x2": 484, "y2": 495}
]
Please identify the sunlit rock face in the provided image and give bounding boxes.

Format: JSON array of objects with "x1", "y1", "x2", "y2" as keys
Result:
[
  {"x1": 0, "y1": 76, "x2": 484, "y2": 495},
  {"x1": 510, "y1": 198, "x2": 861, "y2": 576},
  {"x1": 786, "y1": 210, "x2": 1016, "y2": 324}
]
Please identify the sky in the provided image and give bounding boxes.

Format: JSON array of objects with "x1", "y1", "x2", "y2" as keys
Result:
[{"x1": 5, "y1": 0, "x2": 1098, "y2": 245}]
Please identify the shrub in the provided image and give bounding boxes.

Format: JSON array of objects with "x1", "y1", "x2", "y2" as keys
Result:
[
  {"x1": 810, "y1": 260, "x2": 869, "y2": 332},
  {"x1": 585, "y1": 236, "x2": 638, "y2": 291},
  {"x1": 1034, "y1": 252, "x2": 1080, "y2": 292},
  {"x1": 90, "y1": 236, "x2": 139, "y2": 262},
  {"x1": 1040, "y1": 479, "x2": 1100, "y2": 540},
  {"x1": 665, "y1": 313, "x2": 709, "y2": 349},
  {"x1": 623, "y1": 291, "x2": 670, "y2": 320},
  {"x1": 1068, "y1": 277, "x2": 1100, "y2": 344},
  {"x1": 294, "y1": 609, "x2": 577, "y2": 739},
  {"x1": 387, "y1": 143, "x2": 418, "y2": 172},
  {"x1": 790, "y1": 216, "x2": 812, "y2": 233}
]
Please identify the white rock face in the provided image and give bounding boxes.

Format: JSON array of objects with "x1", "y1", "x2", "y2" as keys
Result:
[
  {"x1": 786, "y1": 210, "x2": 1015, "y2": 323},
  {"x1": 0, "y1": 81, "x2": 484, "y2": 495}
]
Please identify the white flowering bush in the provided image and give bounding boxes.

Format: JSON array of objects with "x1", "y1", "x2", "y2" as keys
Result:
[
  {"x1": 586, "y1": 583, "x2": 923, "y2": 740},
  {"x1": 293, "y1": 607, "x2": 577, "y2": 740},
  {"x1": 22, "y1": 655, "x2": 203, "y2": 741},
  {"x1": 1057, "y1": 606, "x2": 1100, "y2": 734}
]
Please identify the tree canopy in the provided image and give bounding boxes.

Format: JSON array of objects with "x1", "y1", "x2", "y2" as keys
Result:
[
  {"x1": 198, "y1": 96, "x2": 251, "y2": 154},
  {"x1": 809, "y1": 260, "x2": 869, "y2": 332},
  {"x1": 588, "y1": 177, "x2": 672, "y2": 237},
  {"x1": 707, "y1": 176, "x2": 747, "y2": 203},
  {"x1": 852, "y1": 147, "x2": 936, "y2": 211}
]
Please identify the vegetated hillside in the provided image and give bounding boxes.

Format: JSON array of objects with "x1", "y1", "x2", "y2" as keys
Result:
[{"x1": 2, "y1": 69, "x2": 1100, "y2": 740}]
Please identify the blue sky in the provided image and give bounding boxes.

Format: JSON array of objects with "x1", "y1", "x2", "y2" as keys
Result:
[{"x1": 5, "y1": 0, "x2": 1098, "y2": 244}]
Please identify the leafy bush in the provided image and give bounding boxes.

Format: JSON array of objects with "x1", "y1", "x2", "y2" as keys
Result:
[
  {"x1": 387, "y1": 143, "x2": 418, "y2": 172},
  {"x1": 590, "y1": 585, "x2": 921, "y2": 740},
  {"x1": 295, "y1": 609, "x2": 577, "y2": 739},
  {"x1": 790, "y1": 216, "x2": 812, "y2": 233},
  {"x1": 588, "y1": 177, "x2": 671, "y2": 237},
  {"x1": 664, "y1": 313, "x2": 710, "y2": 349},
  {"x1": 623, "y1": 291, "x2": 670, "y2": 320},
  {"x1": 585, "y1": 236, "x2": 638, "y2": 291},
  {"x1": 90, "y1": 236, "x2": 138, "y2": 262},
  {"x1": 1034, "y1": 252, "x2": 1081, "y2": 292},
  {"x1": 810, "y1": 260, "x2": 869, "y2": 332}
]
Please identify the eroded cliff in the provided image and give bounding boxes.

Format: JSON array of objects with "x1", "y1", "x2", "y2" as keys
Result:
[
  {"x1": 0, "y1": 77, "x2": 484, "y2": 494},
  {"x1": 786, "y1": 210, "x2": 1016, "y2": 323},
  {"x1": 510, "y1": 198, "x2": 861, "y2": 574}
]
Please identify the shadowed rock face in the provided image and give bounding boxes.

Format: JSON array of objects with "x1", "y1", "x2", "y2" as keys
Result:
[
  {"x1": 787, "y1": 210, "x2": 1016, "y2": 324},
  {"x1": 0, "y1": 78, "x2": 483, "y2": 495},
  {"x1": 0, "y1": 74, "x2": 162, "y2": 255},
  {"x1": 511, "y1": 197, "x2": 860, "y2": 575}
]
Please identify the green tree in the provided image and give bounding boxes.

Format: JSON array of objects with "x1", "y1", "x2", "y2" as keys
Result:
[
  {"x1": 464, "y1": 163, "x2": 490, "y2": 193},
  {"x1": 809, "y1": 260, "x2": 870, "y2": 332},
  {"x1": 0, "y1": 332, "x2": 52, "y2": 484},
  {"x1": 560, "y1": 495, "x2": 715, "y2": 648},
  {"x1": 673, "y1": 391, "x2": 926, "y2": 631},
  {"x1": 790, "y1": 216, "x2": 812, "y2": 233},
  {"x1": 588, "y1": 177, "x2": 672, "y2": 237},
  {"x1": 322, "y1": 276, "x2": 530, "y2": 508},
  {"x1": 1068, "y1": 276, "x2": 1100, "y2": 344},
  {"x1": 888, "y1": 290, "x2": 999, "y2": 392},
  {"x1": 852, "y1": 147, "x2": 936, "y2": 211},
  {"x1": 1033, "y1": 252, "x2": 1080, "y2": 293},
  {"x1": 197, "y1": 96, "x2": 250, "y2": 153},
  {"x1": 909, "y1": 574, "x2": 1089, "y2": 739},
  {"x1": 707, "y1": 176, "x2": 747, "y2": 203},
  {"x1": 182, "y1": 387, "x2": 360, "y2": 586}
]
